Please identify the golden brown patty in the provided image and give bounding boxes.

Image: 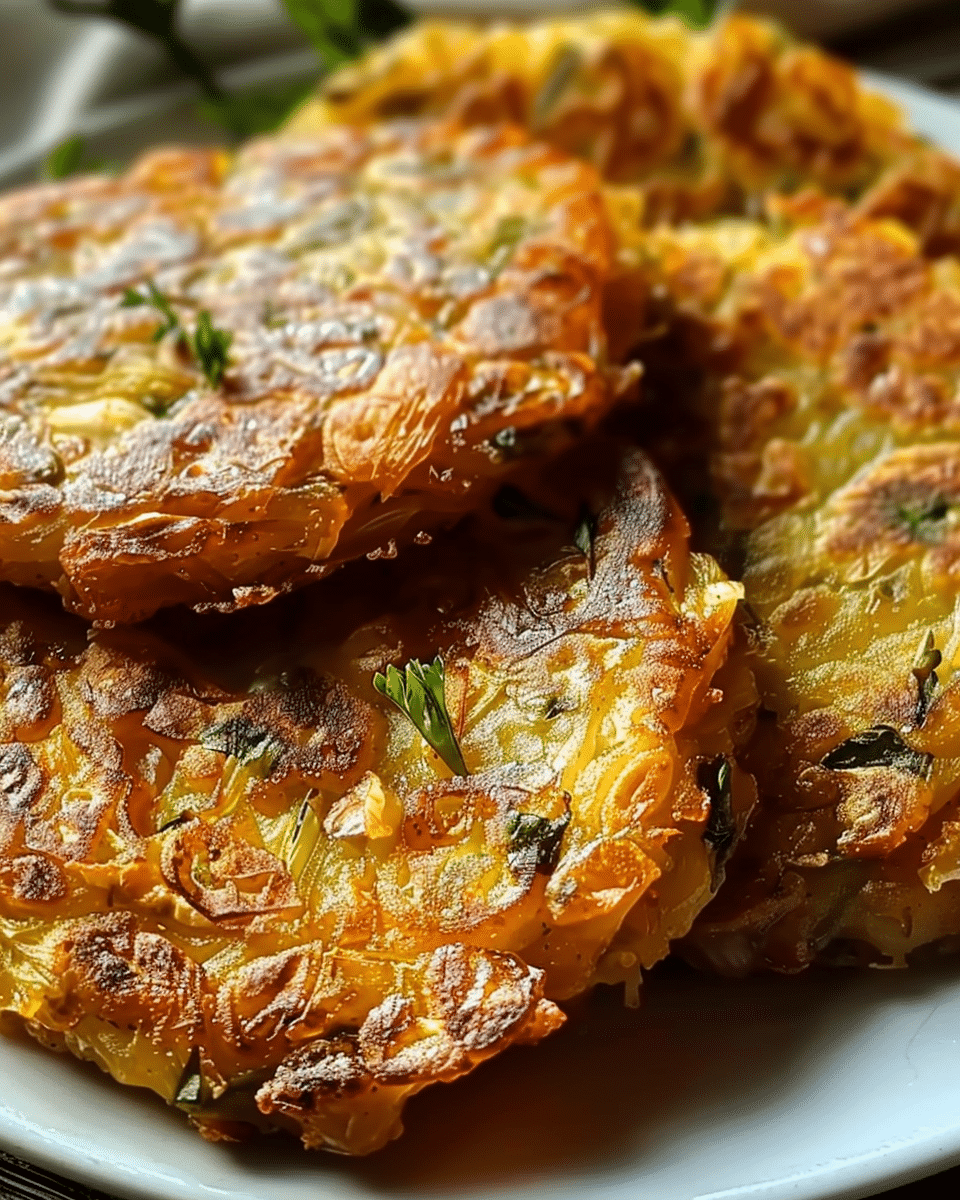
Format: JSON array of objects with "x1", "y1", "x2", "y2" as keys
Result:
[
  {"x1": 289, "y1": 11, "x2": 960, "y2": 247},
  {"x1": 0, "y1": 444, "x2": 751, "y2": 1152},
  {"x1": 638, "y1": 204, "x2": 960, "y2": 972},
  {"x1": 0, "y1": 119, "x2": 642, "y2": 624}
]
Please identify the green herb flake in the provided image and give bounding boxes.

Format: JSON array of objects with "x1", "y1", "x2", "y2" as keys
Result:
[
  {"x1": 532, "y1": 44, "x2": 582, "y2": 128},
  {"x1": 506, "y1": 809, "x2": 570, "y2": 876},
  {"x1": 373, "y1": 655, "x2": 467, "y2": 776},
  {"x1": 121, "y1": 280, "x2": 180, "y2": 341},
  {"x1": 121, "y1": 284, "x2": 230, "y2": 387},
  {"x1": 895, "y1": 496, "x2": 949, "y2": 542},
  {"x1": 698, "y1": 756, "x2": 736, "y2": 861},
  {"x1": 44, "y1": 134, "x2": 86, "y2": 181},
  {"x1": 912, "y1": 631, "x2": 942, "y2": 727},
  {"x1": 487, "y1": 215, "x2": 527, "y2": 271},
  {"x1": 821, "y1": 725, "x2": 933, "y2": 779},
  {"x1": 573, "y1": 504, "x2": 598, "y2": 575},
  {"x1": 191, "y1": 310, "x2": 232, "y2": 388},
  {"x1": 201, "y1": 714, "x2": 283, "y2": 771}
]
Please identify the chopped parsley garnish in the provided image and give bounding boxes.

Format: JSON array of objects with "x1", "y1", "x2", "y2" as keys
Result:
[
  {"x1": 373, "y1": 655, "x2": 467, "y2": 776},
  {"x1": 122, "y1": 282, "x2": 231, "y2": 388},
  {"x1": 532, "y1": 45, "x2": 582, "y2": 128}
]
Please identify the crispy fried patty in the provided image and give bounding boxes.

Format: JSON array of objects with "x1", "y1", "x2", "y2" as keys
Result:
[
  {"x1": 0, "y1": 444, "x2": 751, "y2": 1152},
  {"x1": 0, "y1": 119, "x2": 642, "y2": 623},
  {"x1": 289, "y1": 11, "x2": 960, "y2": 248},
  {"x1": 639, "y1": 202, "x2": 960, "y2": 973}
]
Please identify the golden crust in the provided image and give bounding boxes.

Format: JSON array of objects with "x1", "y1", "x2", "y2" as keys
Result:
[
  {"x1": 638, "y1": 201, "x2": 960, "y2": 973},
  {"x1": 0, "y1": 443, "x2": 749, "y2": 1151},
  {"x1": 289, "y1": 11, "x2": 960, "y2": 246},
  {"x1": 0, "y1": 120, "x2": 641, "y2": 623}
]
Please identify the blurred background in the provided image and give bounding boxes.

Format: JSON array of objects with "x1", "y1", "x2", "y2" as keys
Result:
[{"x1": 0, "y1": 0, "x2": 958, "y2": 187}]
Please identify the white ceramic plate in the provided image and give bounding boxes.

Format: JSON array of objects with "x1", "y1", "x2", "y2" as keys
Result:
[{"x1": 2, "y1": 16, "x2": 960, "y2": 1200}]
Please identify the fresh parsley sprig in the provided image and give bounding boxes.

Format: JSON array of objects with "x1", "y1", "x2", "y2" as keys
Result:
[
  {"x1": 122, "y1": 282, "x2": 231, "y2": 388},
  {"x1": 373, "y1": 655, "x2": 468, "y2": 776}
]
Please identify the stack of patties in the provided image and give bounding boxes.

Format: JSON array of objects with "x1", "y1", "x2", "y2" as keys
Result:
[
  {"x1": 0, "y1": 87, "x2": 754, "y2": 1151},
  {"x1": 4, "y1": 3, "x2": 960, "y2": 1158},
  {"x1": 291, "y1": 17, "x2": 960, "y2": 989}
]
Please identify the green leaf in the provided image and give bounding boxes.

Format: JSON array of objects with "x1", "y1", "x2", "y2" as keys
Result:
[
  {"x1": 573, "y1": 504, "x2": 597, "y2": 575},
  {"x1": 630, "y1": 0, "x2": 716, "y2": 28},
  {"x1": 895, "y1": 496, "x2": 949, "y2": 542},
  {"x1": 191, "y1": 310, "x2": 232, "y2": 388},
  {"x1": 122, "y1": 280, "x2": 180, "y2": 340},
  {"x1": 44, "y1": 135, "x2": 86, "y2": 181},
  {"x1": 373, "y1": 655, "x2": 468, "y2": 776},
  {"x1": 912, "y1": 631, "x2": 942, "y2": 727},
  {"x1": 532, "y1": 44, "x2": 583, "y2": 128},
  {"x1": 283, "y1": 0, "x2": 359, "y2": 66},
  {"x1": 487, "y1": 215, "x2": 527, "y2": 271},
  {"x1": 200, "y1": 77, "x2": 319, "y2": 139},
  {"x1": 506, "y1": 809, "x2": 569, "y2": 876},
  {"x1": 698, "y1": 756, "x2": 735, "y2": 860},
  {"x1": 201, "y1": 714, "x2": 282, "y2": 771},
  {"x1": 821, "y1": 726, "x2": 933, "y2": 778}
]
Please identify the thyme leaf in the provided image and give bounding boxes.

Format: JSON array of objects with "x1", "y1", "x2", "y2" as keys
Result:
[{"x1": 373, "y1": 655, "x2": 467, "y2": 776}]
